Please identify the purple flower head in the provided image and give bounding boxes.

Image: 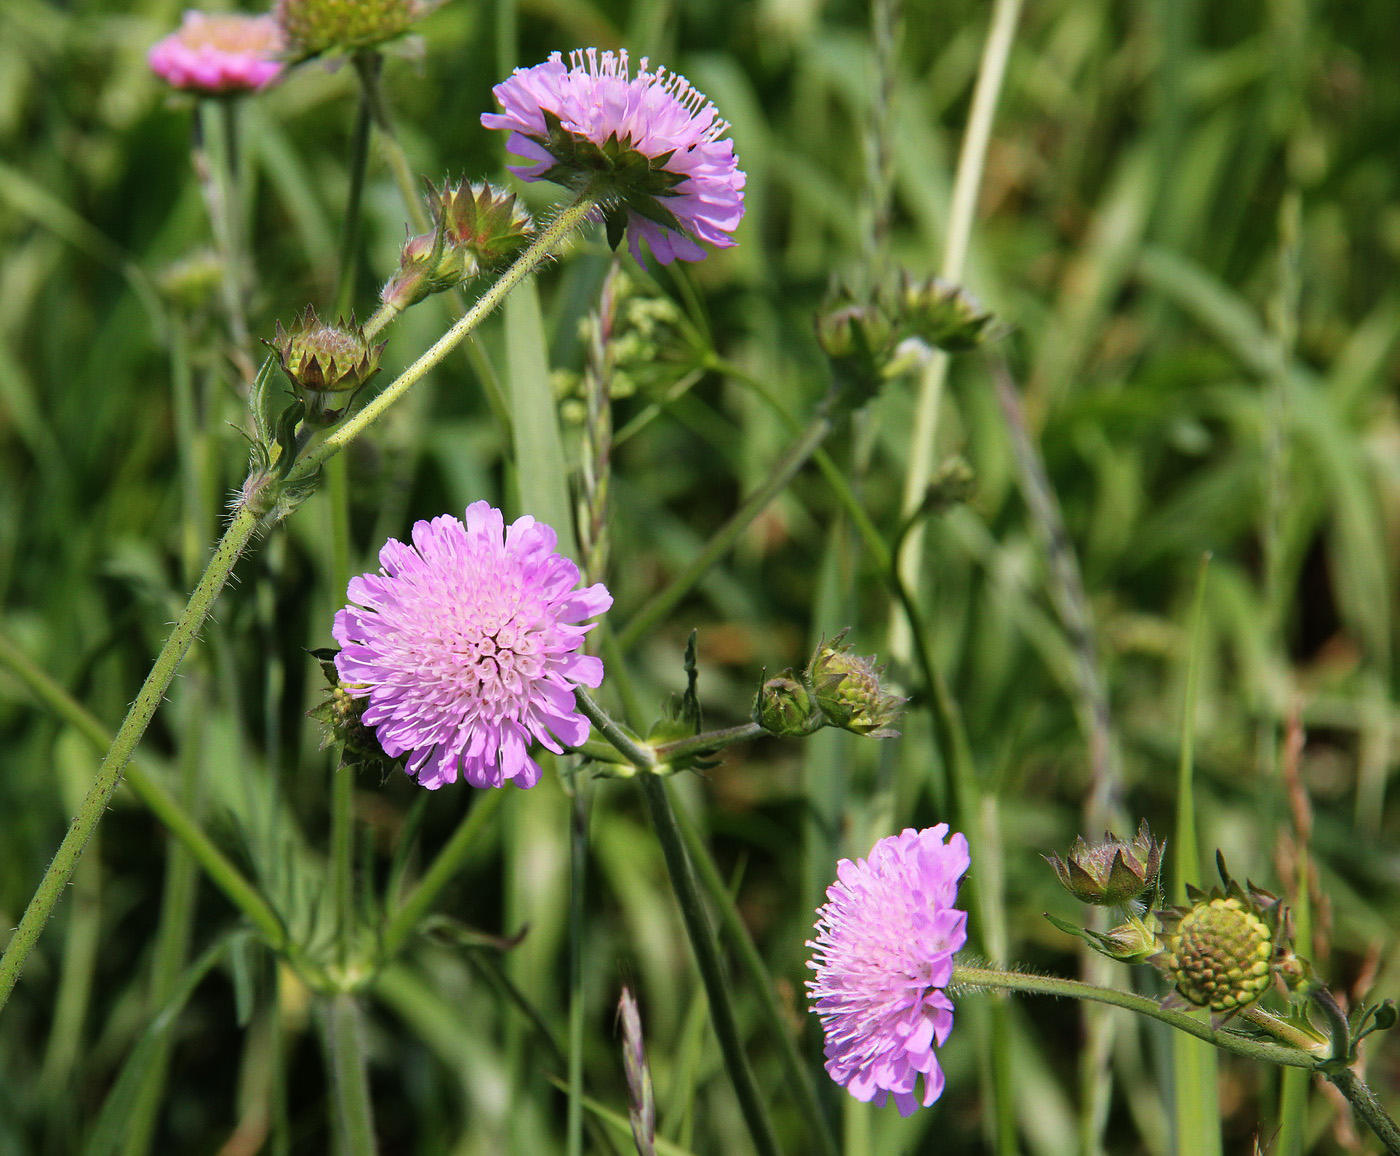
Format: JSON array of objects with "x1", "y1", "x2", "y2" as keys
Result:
[
  {"x1": 333, "y1": 502, "x2": 612, "y2": 790},
  {"x1": 807, "y1": 825, "x2": 970, "y2": 1116},
  {"x1": 148, "y1": 10, "x2": 285, "y2": 95},
  {"x1": 481, "y1": 49, "x2": 745, "y2": 266}
]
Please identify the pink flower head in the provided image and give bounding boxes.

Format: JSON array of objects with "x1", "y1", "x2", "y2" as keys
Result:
[
  {"x1": 333, "y1": 502, "x2": 613, "y2": 790},
  {"x1": 481, "y1": 49, "x2": 745, "y2": 266},
  {"x1": 807, "y1": 825, "x2": 970, "y2": 1116},
  {"x1": 148, "y1": 10, "x2": 285, "y2": 95}
]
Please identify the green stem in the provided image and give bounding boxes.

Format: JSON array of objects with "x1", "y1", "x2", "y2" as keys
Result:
[
  {"x1": 334, "y1": 54, "x2": 376, "y2": 320},
  {"x1": 1325, "y1": 1067, "x2": 1400, "y2": 1156},
  {"x1": 320, "y1": 993, "x2": 377, "y2": 1156},
  {"x1": 195, "y1": 98, "x2": 256, "y2": 384},
  {"x1": 672, "y1": 796, "x2": 840, "y2": 1156},
  {"x1": 635, "y1": 774, "x2": 783, "y2": 1156},
  {"x1": 379, "y1": 789, "x2": 507, "y2": 959},
  {"x1": 353, "y1": 52, "x2": 429, "y2": 232},
  {"x1": 331, "y1": 759, "x2": 356, "y2": 964},
  {"x1": 953, "y1": 966, "x2": 1317, "y2": 1069},
  {"x1": 651, "y1": 722, "x2": 768, "y2": 765},
  {"x1": 890, "y1": 0, "x2": 1023, "y2": 663},
  {"x1": 615, "y1": 405, "x2": 835, "y2": 652},
  {"x1": 0, "y1": 504, "x2": 264, "y2": 1014},
  {"x1": 293, "y1": 189, "x2": 602, "y2": 482},
  {"x1": 573, "y1": 689, "x2": 656, "y2": 769},
  {"x1": 566, "y1": 780, "x2": 589, "y2": 1156}
]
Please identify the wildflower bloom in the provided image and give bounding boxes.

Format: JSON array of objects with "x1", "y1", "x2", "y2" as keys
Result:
[
  {"x1": 148, "y1": 11, "x2": 284, "y2": 94},
  {"x1": 808, "y1": 825, "x2": 970, "y2": 1115},
  {"x1": 481, "y1": 49, "x2": 745, "y2": 265},
  {"x1": 333, "y1": 502, "x2": 612, "y2": 789}
]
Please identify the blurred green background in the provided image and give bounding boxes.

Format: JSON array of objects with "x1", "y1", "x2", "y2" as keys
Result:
[{"x1": 0, "y1": 0, "x2": 1397, "y2": 1152}]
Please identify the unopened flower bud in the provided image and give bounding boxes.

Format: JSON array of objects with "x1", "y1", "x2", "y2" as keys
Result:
[
  {"x1": 1046, "y1": 820, "x2": 1164, "y2": 907},
  {"x1": 1100, "y1": 913, "x2": 1162, "y2": 962},
  {"x1": 807, "y1": 633, "x2": 903, "y2": 737},
  {"x1": 381, "y1": 181, "x2": 534, "y2": 310},
  {"x1": 267, "y1": 307, "x2": 385, "y2": 427},
  {"x1": 894, "y1": 274, "x2": 994, "y2": 352},
  {"x1": 307, "y1": 649, "x2": 395, "y2": 768},
  {"x1": 752, "y1": 671, "x2": 819, "y2": 737}
]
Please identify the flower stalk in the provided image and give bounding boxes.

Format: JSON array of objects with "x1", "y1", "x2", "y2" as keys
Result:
[{"x1": 0, "y1": 503, "x2": 263, "y2": 1014}]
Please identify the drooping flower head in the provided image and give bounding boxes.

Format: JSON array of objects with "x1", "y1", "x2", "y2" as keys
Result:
[
  {"x1": 333, "y1": 502, "x2": 612, "y2": 790},
  {"x1": 807, "y1": 825, "x2": 970, "y2": 1116},
  {"x1": 148, "y1": 11, "x2": 285, "y2": 95},
  {"x1": 481, "y1": 49, "x2": 746, "y2": 266}
]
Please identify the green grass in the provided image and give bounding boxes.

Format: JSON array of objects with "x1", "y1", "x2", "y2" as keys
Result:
[{"x1": 1, "y1": 0, "x2": 1398, "y2": 1152}]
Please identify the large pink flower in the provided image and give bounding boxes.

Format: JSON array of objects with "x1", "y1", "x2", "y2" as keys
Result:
[
  {"x1": 807, "y1": 825, "x2": 970, "y2": 1116},
  {"x1": 333, "y1": 502, "x2": 612, "y2": 790},
  {"x1": 482, "y1": 49, "x2": 745, "y2": 265},
  {"x1": 148, "y1": 10, "x2": 285, "y2": 95}
]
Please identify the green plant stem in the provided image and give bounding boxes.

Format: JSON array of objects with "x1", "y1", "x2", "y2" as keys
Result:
[
  {"x1": 293, "y1": 189, "x2": 601, "y2": 482},
  {"x1": 0, "y1": 504, "x2": 265, "y2": 1014},
  {"x1": 0, "y1": 635, "x2": 284, "y2": 947},
  {"x1": 573, "y1": 689, "x2": 657, "y2": 769},
  {"x1": 195, "y1": 98, "x2": 255, "y2": 384},
  {"x1": 566, "y1": 779, "x2": 589, "y2": 1156},
  {"x1": 615, "y1": 405, "x2": 835, "y2": 652},
  {"x1": 353, "y1": 51, "x2": 428, "y2": 232},
  {"x1": 953, "y1": 966, "x2": 1316, "y2": 1069},
  {"x1": 652, "y1": 722, "x2": 768, "y2": 765},
  {"x1": 1326, "y1": 1067, "x2": 1400, "y2": 1156},
  {"x1": 320, "y1": 993, "x2": 377, "y2": 1156},
  {"x1": 379, "y1": 788, "x2": 507, "y2": 959},
  {"x1": 890, "y1": 0, "x2": 1023, "y2": 663},
  {"x1": 334, "y1": 54, "x2": 376, "y2": 320},
  {"x1": 635, "y1": 773, "x2": 783, "y2": 1156},
  {"x1": 672, "y1": 795, "x2": 840, "y2": 1156}
]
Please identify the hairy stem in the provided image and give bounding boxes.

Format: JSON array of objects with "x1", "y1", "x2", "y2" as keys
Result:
[{"x1": 0, "y1": 504, "x2": 263, "y2": 1014}]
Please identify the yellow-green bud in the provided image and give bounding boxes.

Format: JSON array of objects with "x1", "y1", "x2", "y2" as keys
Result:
[
  {"x1": 267, "y1": 307, "x2": 385, "y2": 427},
  {"x1": 276, "y1": 0, "x2": 433, "y2": 60},
  {"x1": 807, "y1": 634, "x2": 903, "y2": 737},
  {"x1": 1157, "y1": 896, "x2": 1273, "y2": 1014}
]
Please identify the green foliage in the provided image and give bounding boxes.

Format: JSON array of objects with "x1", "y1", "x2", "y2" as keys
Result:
[{"x1": 0, "y1": 0, "x2": 1397, "y2": 1152}]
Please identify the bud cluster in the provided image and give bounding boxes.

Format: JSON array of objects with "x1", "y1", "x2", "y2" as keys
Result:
[
  {"x1": 381, "y1": 180, "x2": 534, "y2": 311},
  {"x1": 752, "y1": 631, "x2": 904, "y2": 739},
  {"x1": 267, "y1": 306, "x2": 385, "y2": 427},
  {"x1": 815, "y1": 273, "x2": 995, "y2": 407},
  {"x1": 275, "y1": 0, "x2": 435, "y2": 61}
]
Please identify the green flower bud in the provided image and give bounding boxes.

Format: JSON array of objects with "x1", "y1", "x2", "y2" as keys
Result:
[
  {"x1": 1101, "y1": 913, "x2": 1163, "y2": 963},
  {"x1": 268, "y1": 307, "x2": 385, "y2": 427},
  {"x1": 276, "y1": 0, "x2": 434, "y2": 60},
  {"x1": 807, "y1": 633, "x2": 903, "y2": 737},
  {"x1": 892, "y1": 273, "x2": 995, "y2": 352},
  {"x1": 752, "y1": 671, "x2": 820, "y2": 737},
  {"x1": 1046, "y1": 820, "x2": 1165, "y2": 907},
  {"x1": 381, "y1": 181, "x2": 535, "y2": 311},
  {"x1": 1156, "y1": 895, "x2": 1274, "y2": 1014},
  {"x1": 1150, "y1": 855, "x2": 1302, "y2": 1020}
]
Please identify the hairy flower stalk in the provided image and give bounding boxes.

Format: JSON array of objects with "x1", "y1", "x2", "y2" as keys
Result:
[
  {"x1": 482, "y1": 49, "x2": 745, "y2": 265},
  {"x1": 808, "y1": 826, "x2": 970, "y2": 1114}
]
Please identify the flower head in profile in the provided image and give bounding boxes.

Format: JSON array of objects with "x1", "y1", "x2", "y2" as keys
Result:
[
  {"x1": 333, "y1": 502, "x2": 612, "y2": 790},
  {"x1": 481, "y1": 49, "x2": 745, "y2": 265},
  {"x1": 807, "y1": 825, "x2": 970, "y2": 1116},
  {"x1": 148, "y1": 11, "x2": 284, "y2": 95}
]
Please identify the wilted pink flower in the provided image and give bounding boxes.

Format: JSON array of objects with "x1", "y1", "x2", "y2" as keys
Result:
[
  {"x1": 481, "y1": 48, "x2": 745, "y2": 265},
  {"x1": 148, "y1": 10, "x2": 285, "y2": 95},
  {"x1": 807, "y1": 825, "x2": 970, "y2": 1115},
  {"x1": 333, "y1": 502, "x2": 612, "y2": 790}
]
